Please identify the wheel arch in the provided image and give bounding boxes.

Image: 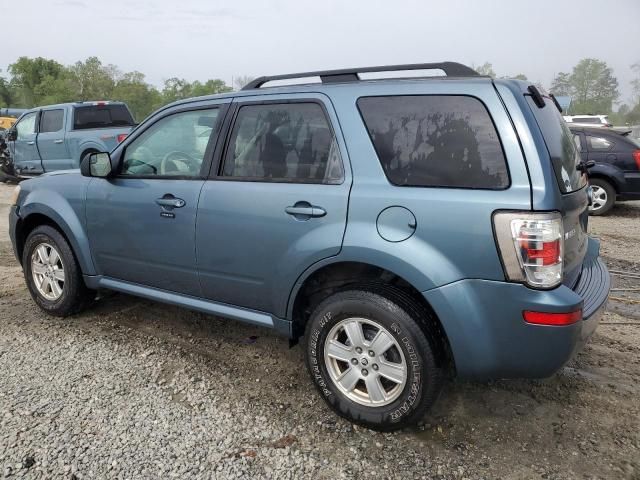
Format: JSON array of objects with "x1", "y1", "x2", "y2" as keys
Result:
[
  {"x1": 588, "y1": 165, "x2": 625, "y2": 193},
  {"x1": 16, "y1": 197, "x2": 95, "y2": 275},
  {"x1": 288, "y1": 260, "x2": 454, "y2": 369}
]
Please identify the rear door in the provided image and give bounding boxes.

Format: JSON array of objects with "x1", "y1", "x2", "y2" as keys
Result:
[
  {"x1": 12, "y1": 111, "x2": 41, "y2": 174},
  {"x1": 37, "y1": 108, "x2": 71, "y2": 171},
  {"x1": 195, "y1": 94, "x2": 350, "y2": 316}
]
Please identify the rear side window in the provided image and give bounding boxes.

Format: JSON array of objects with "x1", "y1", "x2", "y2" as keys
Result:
[
  {"x1": 587, "y1": 136, "x2": 613, "y2": 151},
  {"x1": 526, "y1": 96, "x2": 586, "y2": 193},
  {"x1": 222, "y1": 103, "x2": 343, "y2": 183},
  {"x1": 73, "y1": 104, "x2": 134, "y2": 130},
  {"x1": 357, "y1": 95, "x2": 509, "y2": 189},
  {"x1": 40, "y1": 109, "x2": 64, "y2": 133}
]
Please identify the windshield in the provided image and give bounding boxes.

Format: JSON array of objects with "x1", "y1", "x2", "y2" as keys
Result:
[{"x1": 527, "y1": 96, "x2": 587, "y2": 193}]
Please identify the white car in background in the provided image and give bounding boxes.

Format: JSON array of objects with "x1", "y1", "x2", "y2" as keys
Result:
[{"x1": 564, "y1": 114, "x2": 612, "y2": 128}]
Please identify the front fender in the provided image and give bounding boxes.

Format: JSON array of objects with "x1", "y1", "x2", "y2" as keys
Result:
[
  {"x1": 19, "y1": 187, "x2": 95, "y2": 275},
  {"x1": 589, "y1": 163, "x2": 626, "y2": 192}
]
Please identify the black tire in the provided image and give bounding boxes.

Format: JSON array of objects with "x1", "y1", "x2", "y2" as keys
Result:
[
  {"x1": 23, "y1": 225, "x2": 94, "y2": 316},
  {"x1": 589, "y1": 178, "x2": 616, "y2": 216},
  {"x1": 304, "y1": 286, "x2": 444, "y2": 431},
  {"x1": 80, "y1": 149, "x2": 98, "y2": 166}
]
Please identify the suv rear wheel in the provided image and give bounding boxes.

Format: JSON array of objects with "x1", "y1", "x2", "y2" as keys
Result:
[
  {"x1": 304, "y1": 287, "x2": 444, "y2": 431},
  {"x1": 23, "y1": 225, "x2": 94, "y2": 316},
  {"x1": 589, "y1": 178, "x2": 615, "y2": 216}
]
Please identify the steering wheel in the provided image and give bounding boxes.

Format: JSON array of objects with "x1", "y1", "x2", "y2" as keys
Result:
[{"x1": 160, "y1": 151, "x2": 199, "y2": 175}]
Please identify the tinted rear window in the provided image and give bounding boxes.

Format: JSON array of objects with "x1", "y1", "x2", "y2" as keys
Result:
[
  {"x1": 526, "y1": 96, "x2": 586, "y2": 193},
  {"x1": 357, "y1": 95, "x2": 509, "y2": 189},
  {"x1": 73, "y1": 104, "x2": 134, "y2": 130}
]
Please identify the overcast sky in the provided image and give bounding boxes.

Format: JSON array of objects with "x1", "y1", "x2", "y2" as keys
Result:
[{"x1": 3, "y1": 0, "x2": 639, "y2": 104}]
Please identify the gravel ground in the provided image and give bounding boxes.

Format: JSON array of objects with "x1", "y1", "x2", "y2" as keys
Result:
[{"x1": 0, "y1": 182, "x2": 639, "y2": 480}]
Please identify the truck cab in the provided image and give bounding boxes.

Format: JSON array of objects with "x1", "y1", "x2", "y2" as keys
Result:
[{"x1": 7, "y1": 101, "x2": 134, "y2": 176}]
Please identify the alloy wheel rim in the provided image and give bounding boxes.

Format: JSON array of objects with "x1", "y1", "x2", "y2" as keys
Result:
[
  {"x1": 31, "y1": 243, "x2": 65, "y2": 301},
  {"x1": 324, "y1": 318, "x2": 407, "y2": 407},
  {"x1": 590, "y1": 185, "x2": 607, "y2": 211}
]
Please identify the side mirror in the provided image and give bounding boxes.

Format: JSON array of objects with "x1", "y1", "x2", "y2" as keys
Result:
[
  {"x1": 81, "y1": 152, "x2": 113, "y2": 178},
  {"x1": 7, "y1": 129, "x2": 16, "y2": 142}
]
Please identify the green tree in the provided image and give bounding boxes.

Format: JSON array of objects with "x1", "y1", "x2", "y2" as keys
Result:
[
  {"x1": 0, "y1": 71, "x2": 14, "y2": 106},
  {"x1": 550, "y1": 72, "x2": 572, "y2": 96},
  {"x1": 190, "y1": 79, "x2": 232, "y2": 97},
  {"x1": 8, "y1": 56, "x2": 70, "y2": 106},
  {"x1": 67, "y1": 56, "x2": 118, "y2": 101},
  {"x1": 631, "y1": 62, "x2": 640, "y2": 104},
  {"x1": 161, "y1": 78, "x2": 192, "y2": 104},
  {"x1": 473, "y1": 62, "x2": 496, "y2": 77},
  {"x1": 568, "y1": 58, "x2": 619, "y2": 114},
  {"x1": 112, "y1": 71, "x2": 161, "y2": 121}
]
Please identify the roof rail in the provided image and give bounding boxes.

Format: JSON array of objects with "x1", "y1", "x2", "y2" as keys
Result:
[{"x1": 242, "y1": 62, "x2": 479, "y2": 90}]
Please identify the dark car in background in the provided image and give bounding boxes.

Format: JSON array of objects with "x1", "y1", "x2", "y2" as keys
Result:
[{"x1": 570, "y1": 126, "x2": 640, "y2": 215}]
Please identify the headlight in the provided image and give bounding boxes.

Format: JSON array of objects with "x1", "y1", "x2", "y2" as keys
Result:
[{"x1": 10, "y1": 185, "x2": 20, "y2": 206}]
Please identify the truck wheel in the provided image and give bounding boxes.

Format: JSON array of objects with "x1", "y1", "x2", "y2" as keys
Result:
[
  {"x1": 23, "y1": 225, "x2": 94, "y2": 317},
  {"x1": 589, "y1": 178, "x2": 615, "y2": 216},
  {"x1": 304, "y1": 288, "x2": 444, "y2": 431}
]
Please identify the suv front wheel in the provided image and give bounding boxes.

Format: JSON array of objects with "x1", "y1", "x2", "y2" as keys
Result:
[
  {"x1": 23, "y1": 225, "x2": 94, "y2": 316},
  {"x1": 304, "y1": 287, "x2": 444, "y2": 431}
]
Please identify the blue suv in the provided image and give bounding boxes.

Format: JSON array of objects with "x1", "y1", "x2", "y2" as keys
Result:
[{"x1": 8, "y1": 63, "x2": 610, "y2": 431}]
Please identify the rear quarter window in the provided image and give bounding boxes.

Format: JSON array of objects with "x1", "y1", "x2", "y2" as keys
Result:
[
  {"x1": 526, "y1": 96, "x2": 586, "y2": 193},
  {"x1": 357, "y1": 95, "x2": 509, "y2": 189}
]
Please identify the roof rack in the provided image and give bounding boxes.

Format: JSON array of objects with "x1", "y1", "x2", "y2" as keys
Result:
[{"x1": 242, "y1": 62, "x2": 479, "y2": 90}]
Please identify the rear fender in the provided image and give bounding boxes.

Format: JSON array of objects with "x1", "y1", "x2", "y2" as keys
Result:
[{"x1": 588, "y1": 164, "x2": 626, "y2": 192}]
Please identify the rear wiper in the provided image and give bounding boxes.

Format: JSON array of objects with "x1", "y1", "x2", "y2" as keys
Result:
[{"x1": 549, "y1": 94, "x2": 563, "y2": 113}]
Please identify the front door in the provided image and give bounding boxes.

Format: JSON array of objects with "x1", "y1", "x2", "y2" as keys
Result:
[
  {"x1": 196, "y1": 95, "x2": 351, "y2": 316},
  {"x1": 86, "y1": 103, "x2": 228, "y2": 296},
  {"x1": 12, "y1": 111, "x2": 41, "y2": 174},
  {"x1": 37, "y1": 108, "x2": 71, "y2": 171}
]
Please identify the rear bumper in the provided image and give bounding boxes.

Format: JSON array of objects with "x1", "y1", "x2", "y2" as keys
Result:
[{"x1": 424, "y1": 237, "x2": 609, "y2": 380}]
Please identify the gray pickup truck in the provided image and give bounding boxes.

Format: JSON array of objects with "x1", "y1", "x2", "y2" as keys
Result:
[{"x1": 5, "y1": 101, "x2": 135, "y2": 177}]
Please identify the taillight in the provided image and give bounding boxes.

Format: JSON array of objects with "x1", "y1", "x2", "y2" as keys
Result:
[
  {"x1": 117, "y1": 134, "x2": 128, "y2": 143},
  {"x1": 633, "y1": 150, "x2": 640, "y2": 170},
  {"x1": 493, "y1": 212, "x2": 564, "y2": 288}
]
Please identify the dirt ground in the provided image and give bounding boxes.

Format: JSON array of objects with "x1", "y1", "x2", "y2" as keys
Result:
[{"x1": 0, "y1": 182, "x2": 638, "y2": 479}]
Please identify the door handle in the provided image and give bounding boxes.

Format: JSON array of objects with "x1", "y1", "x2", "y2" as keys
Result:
[
  {"x1": 53, "y1": 139, "x2": 63, "y2": 144},
  {"x1": 285, "y1": 203, "x2": 326, "y2": 218},
  {"x1": 27, "y1": 141, "x2": 35, "y2": 145},
  {"x1": 155, "y1": 196, "x2": 186, "y2": 208}
]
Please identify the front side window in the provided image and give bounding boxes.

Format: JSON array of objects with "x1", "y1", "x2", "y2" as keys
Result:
[
  {"x1": 357, "y1": 95, "x2": 509, "y2": 189},
  {"x1": 40, "y1": 109, "x2": 64, "y2": 133},
  {"x1": 16, "y1": 112, "x2": 37, "y2": 139},
  {"x1": 222, "y1": 103, "x2": 343, "y2": 183},
  {"x1": 121, "y1": 108, "x2": 220, "y2": 177},
  {"x1": 588, "y1": 136, "x2": 613, "y2": 151}
]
